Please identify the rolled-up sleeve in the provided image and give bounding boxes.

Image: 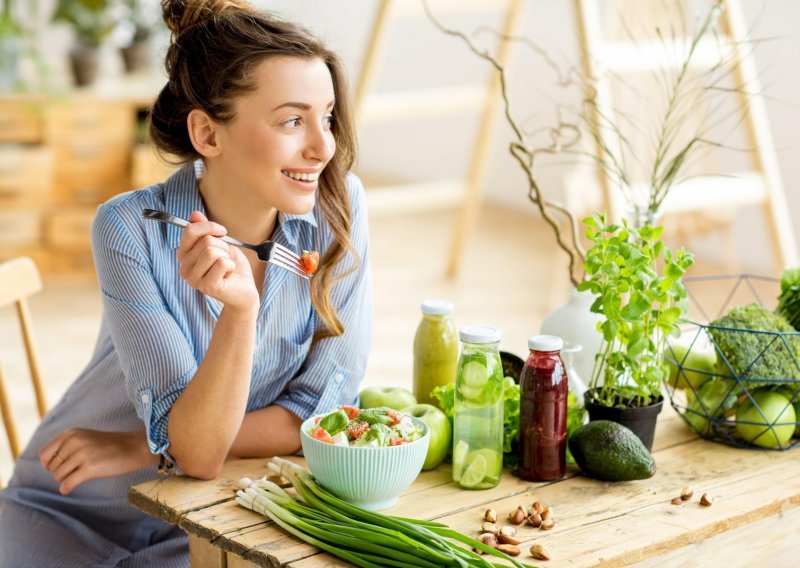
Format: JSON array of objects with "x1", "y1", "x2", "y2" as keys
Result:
[
  {"x1": 91, "y1": 203, "x2": 197, "y2": 461},
  {"x1": 273, "y1": 176, "x2": 373, "y2": 420}
]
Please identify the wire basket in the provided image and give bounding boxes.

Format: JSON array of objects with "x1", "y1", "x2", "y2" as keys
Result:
[{"x1": 663, "y1": 274, "x2": 800, "y2": 450}]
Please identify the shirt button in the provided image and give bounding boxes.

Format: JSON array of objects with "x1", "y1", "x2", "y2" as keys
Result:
[{"x1": 334, "y1": 373, "x2": 344, "y2": 383}]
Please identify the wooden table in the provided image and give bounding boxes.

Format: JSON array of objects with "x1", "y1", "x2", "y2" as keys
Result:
[{"x1": 128, "y1": 406, "x2": 800, "y2": 567}]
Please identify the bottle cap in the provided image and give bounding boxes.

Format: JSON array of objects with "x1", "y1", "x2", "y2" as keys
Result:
[
  {"x1": 459, "y1": 326, "x2": 501, "y2": 344},
  {"x1": 421, "y1": 299, "x2": 454, "y2": 315},
  {"x1": 528, "y1": 335, "x2": 564, "y2": 352}
]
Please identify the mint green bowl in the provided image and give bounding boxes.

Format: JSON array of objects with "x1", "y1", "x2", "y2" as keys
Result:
[{"x1": 299, "y1": 416, "x2": 429, "y2": 511}]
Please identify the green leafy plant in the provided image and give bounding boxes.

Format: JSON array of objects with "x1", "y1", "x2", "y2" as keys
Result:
[
  {"x1": 578, "y1": 213, "x2": 694, "y2": 408},
  {"x1": 0, "y1": 1, "x2": 22, "y2": 39},
  {"x1": 777, "y1": 267, "x2": 800, "y2": 331},
  {"x1": 53, "y1": 0, "x2": 116, "y2": 48}
]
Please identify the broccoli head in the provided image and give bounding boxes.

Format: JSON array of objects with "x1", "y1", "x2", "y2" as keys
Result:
[{"x1": 708, "y1": 303, "x2": 800, "y2": 387}]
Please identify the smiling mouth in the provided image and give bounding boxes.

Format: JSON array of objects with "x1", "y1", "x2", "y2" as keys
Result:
[{"x1": 282, "y1": 171, "x2": 321, "y2": 182}]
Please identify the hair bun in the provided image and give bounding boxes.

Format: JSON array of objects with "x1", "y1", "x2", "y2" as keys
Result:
[{"x1": 161, "y1": 0, "x2": 254, "y2": 38}]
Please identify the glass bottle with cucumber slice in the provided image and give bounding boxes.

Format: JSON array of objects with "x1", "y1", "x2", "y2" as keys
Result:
[{"x1": 452, "y1": 326, "x2": 504, "y2": 490}]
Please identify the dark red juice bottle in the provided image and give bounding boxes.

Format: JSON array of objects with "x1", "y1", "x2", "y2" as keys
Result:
[{"x1": 518, "y1": 335, "x2": 568, "y2": 481}]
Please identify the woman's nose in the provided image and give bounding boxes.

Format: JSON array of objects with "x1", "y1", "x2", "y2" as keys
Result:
[{"x1": 304, "y1": 124, "x2": 336, "y2": 163}]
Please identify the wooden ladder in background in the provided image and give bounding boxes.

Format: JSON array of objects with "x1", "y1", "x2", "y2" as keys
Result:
[
  {"x1": 571, "y1": 0, "x2": 798, "y2": 272},
  {"x1": 354, "y1": 0, "x2": 526, "y2": 277}
]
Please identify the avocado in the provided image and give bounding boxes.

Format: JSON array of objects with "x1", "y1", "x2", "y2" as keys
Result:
[{"x1": 568, "y1": 420, "x2": 656, "y2": 481}]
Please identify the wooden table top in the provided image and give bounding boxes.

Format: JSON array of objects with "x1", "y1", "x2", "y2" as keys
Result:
[{"x1": 128, "y1": 406, "x2": 800, "y2": 567}]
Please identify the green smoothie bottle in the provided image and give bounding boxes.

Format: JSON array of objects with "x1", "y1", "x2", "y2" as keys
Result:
[
  {"x1": 413, "y1": 300, "x2": 458, "y2": 405},
  {"x1": 452, "y1": 326, "x2": 504, "y2": 490}
]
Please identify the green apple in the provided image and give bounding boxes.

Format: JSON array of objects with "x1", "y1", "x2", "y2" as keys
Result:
[
  {"x1": 664, "y1": 335, "x2": 717, "y2": 390},
  {"x1": 359, "y1": 386, "x2": 417, "y2": 410},
  {"x1": 736, "y1": 390, "x2": 796, "y2": 448},
  {"x1": 401, "y1": 403, "x2": 451, "y2": 470}
]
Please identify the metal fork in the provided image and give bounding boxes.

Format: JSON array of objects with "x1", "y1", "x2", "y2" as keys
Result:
[{"x1": 141, "y1": 209, "x2": 310, "y2": 280}]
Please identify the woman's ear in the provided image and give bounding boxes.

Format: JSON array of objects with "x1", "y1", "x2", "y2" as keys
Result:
[{"x1": 187, "y1": 109, "x2": 222, "y2": 157}]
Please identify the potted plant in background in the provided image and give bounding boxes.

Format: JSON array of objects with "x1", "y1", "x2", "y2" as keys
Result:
[
  {"x1": 52, "y1": 0, "x2": 117, "y2": 86},
  {"x1": 577, "y1": 214, "x2": 694, "y2": 450},
  {"x1": 119, "y1": 0, "x2": 157, "y2": 74}
]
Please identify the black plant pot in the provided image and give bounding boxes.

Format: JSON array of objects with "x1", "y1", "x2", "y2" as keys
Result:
[
  {"x1": 120, "y1": 39, "x2": 151, "y2": 74},
  {"x1": 69, "y1": 45, "x2": 101, "y2": 87},
  {"x1": 584, "y1": 389, "x2": 664, "y2": 451}
]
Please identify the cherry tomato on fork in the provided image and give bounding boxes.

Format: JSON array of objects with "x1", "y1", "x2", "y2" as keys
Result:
[{"x1": 299, "y1": 250, "x2": 320, "y2": 275}]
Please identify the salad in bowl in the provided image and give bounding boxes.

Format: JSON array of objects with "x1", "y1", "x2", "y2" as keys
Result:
[
  {"x1": 307, "y1": 406, "x2": 425, "y2": 447},
  {"x1": 300, "y1": 406, "x2": 429, "y2": 510}
]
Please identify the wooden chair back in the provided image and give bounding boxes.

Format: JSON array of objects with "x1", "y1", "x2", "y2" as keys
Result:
[{"x1": 0, "y1": 257, "x2": 47, "y2": 486}]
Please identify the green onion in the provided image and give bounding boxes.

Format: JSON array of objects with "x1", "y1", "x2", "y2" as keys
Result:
[{"x1": 233, "y1": 457, "x2": 541, "y2": 568}]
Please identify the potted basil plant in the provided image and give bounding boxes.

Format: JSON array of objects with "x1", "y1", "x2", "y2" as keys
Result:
[
  {"x1": 577, "y1": 213, "x2": 694, "y2": 450},
  {"x1": 53, "y1": 0, "x2": 117, "y2": 86}
]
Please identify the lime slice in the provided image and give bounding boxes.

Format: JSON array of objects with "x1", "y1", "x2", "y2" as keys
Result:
[
  {"x1": 459, "y1": 454, "x2": 488, "y2": 488},
  {"x1": 461, "y1": 361, "x2": 488, "y2": 388},
  {"x1": 452, "y1": 440, "x2": 469, "y2": 482},
  {"x1": 467, "y1": 448, "x2": 500, "y2": 473}
]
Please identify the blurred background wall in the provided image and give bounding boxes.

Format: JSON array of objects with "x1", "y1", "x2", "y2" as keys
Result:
[{"x1": 8, "y1": 0, "x2": 800, "y2": 274}]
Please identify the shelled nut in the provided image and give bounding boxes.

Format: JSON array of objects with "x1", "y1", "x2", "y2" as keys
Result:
[
  {"x1": 484, "y1": 508, "x2": 497, "y2": 523},
  {"x1": 540, "y1": 518, "x2": 555, "y2": 530},
  {"x1": 499, "y1": 526, "x2": 517, "y2": 537},
  {"x1": 482, "y1": 521, "x2": 498, "y2": 534},
  {"x1": 670, "y1": 497, "x2": 683, "y2": 505},
  {"x1": 680, "y1": 486, "x2": 694, "y2": 501},
  {"x1": 541, "y1": 506, "x2": 553, "y2": 521},
  {"x1": 531, "y1": 501, "x2": 544, "y2": 515},
  {"x1": 509, "y1": 506, "x2": 527, "y2": 525},
  {"x1": 530, "y1": 544, "x2": 551, "y2": 561},
  {"x1": 700, "y1": 493, "x2": 713, "y2": 506},
  {"x1": 479, "y1": 533, "x2": 498, "y2": 548},
  {"x1": 526, "y1": 513, "x2": 542, "y2": 527},
  {"x1": 496, "y1": 544, "x2": 521, "y2": 557},
  {"x1": 497, "y1": 533, "x2": 522, "y2": 546}
]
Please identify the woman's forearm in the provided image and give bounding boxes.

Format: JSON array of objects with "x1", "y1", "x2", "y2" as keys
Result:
[
  {"x1": 167, "y1": 303, "x2": 258, "y2": 478},
  {"x1": 228, "y1": 405, "x2": 302, "y2": 458}
]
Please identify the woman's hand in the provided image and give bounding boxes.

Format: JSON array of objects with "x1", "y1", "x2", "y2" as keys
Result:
[
  {"x1": 177, "y1": 211, "x2": 258, "y2": 311},
  {"x1": 39, "y1": 429, "x2": 158, "y2": 495}
]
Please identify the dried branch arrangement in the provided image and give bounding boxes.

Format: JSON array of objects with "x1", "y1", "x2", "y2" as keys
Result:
[{"x1": 423, "y1": 0, "x2": 754, "y2": 287}]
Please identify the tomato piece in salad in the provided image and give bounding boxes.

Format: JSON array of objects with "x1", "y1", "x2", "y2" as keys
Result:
[
  {"x1": 299, "y1": 250, "x2": 320, "y2": 275},
  {"x1": 311, "y1": 426, "x2": 334, "y2": 444},
  {"x1": 341, "y1": 405, "x2": 360, "y2": 420},
  {"x1": 346, "y1": 419, "x2": 369, "y2": 441},
  {"x1": 389, "y1": 437, "x2": 409, "y2": 446},
  {"x1": 385, "y1": 409, "x2": 403, "y2": 427}
]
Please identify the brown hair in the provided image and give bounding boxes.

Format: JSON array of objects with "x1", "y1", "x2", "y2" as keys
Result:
[{"x1": 150, "y1": 0, "x2": 358, "y2": 340}]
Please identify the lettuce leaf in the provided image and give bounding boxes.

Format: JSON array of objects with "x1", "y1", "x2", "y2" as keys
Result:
[{"x1": 319, "y1": 409, "x2": 349, "y2": 436}]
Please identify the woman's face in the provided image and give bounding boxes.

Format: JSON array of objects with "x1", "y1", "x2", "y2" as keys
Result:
[{"x1": 214, "y1": 56, "x2": 336, "y2": 215}]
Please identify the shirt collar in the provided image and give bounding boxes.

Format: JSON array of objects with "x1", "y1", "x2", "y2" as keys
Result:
[
  {"x1": 163, "y1": 163, "x2": 205, "y2": 250},
  {"x1": 162, "y1": 161, "x2": 319, "y2": 250}
]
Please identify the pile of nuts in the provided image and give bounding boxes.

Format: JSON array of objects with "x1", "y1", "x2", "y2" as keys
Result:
[
  {"x1": 669, "y1": 486, "x2": 713, "y2": 507},
  {"x1": 475, "y1": 500, "x2": 555, "y2": 560}
]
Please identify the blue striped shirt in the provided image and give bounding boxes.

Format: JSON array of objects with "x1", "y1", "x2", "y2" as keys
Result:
[
  {"x1": 0, "y1": 163, "x2": 372, "y2": 565},
  {"x1": 93, "y1": 164, "x2": 372, "y2": 462}
]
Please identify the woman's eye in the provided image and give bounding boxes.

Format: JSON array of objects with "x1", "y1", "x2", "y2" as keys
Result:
[
  {"x1": 323, "y1": 114, "x2": 334, "y2": 129},
  {"x1": 283, "y1": 117, "x2": 302, "y2": 128}
]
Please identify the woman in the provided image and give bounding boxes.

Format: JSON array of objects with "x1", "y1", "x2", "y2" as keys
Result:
[{"x1": 0, "y1": 1, "x2": 371, "y2": 565}]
